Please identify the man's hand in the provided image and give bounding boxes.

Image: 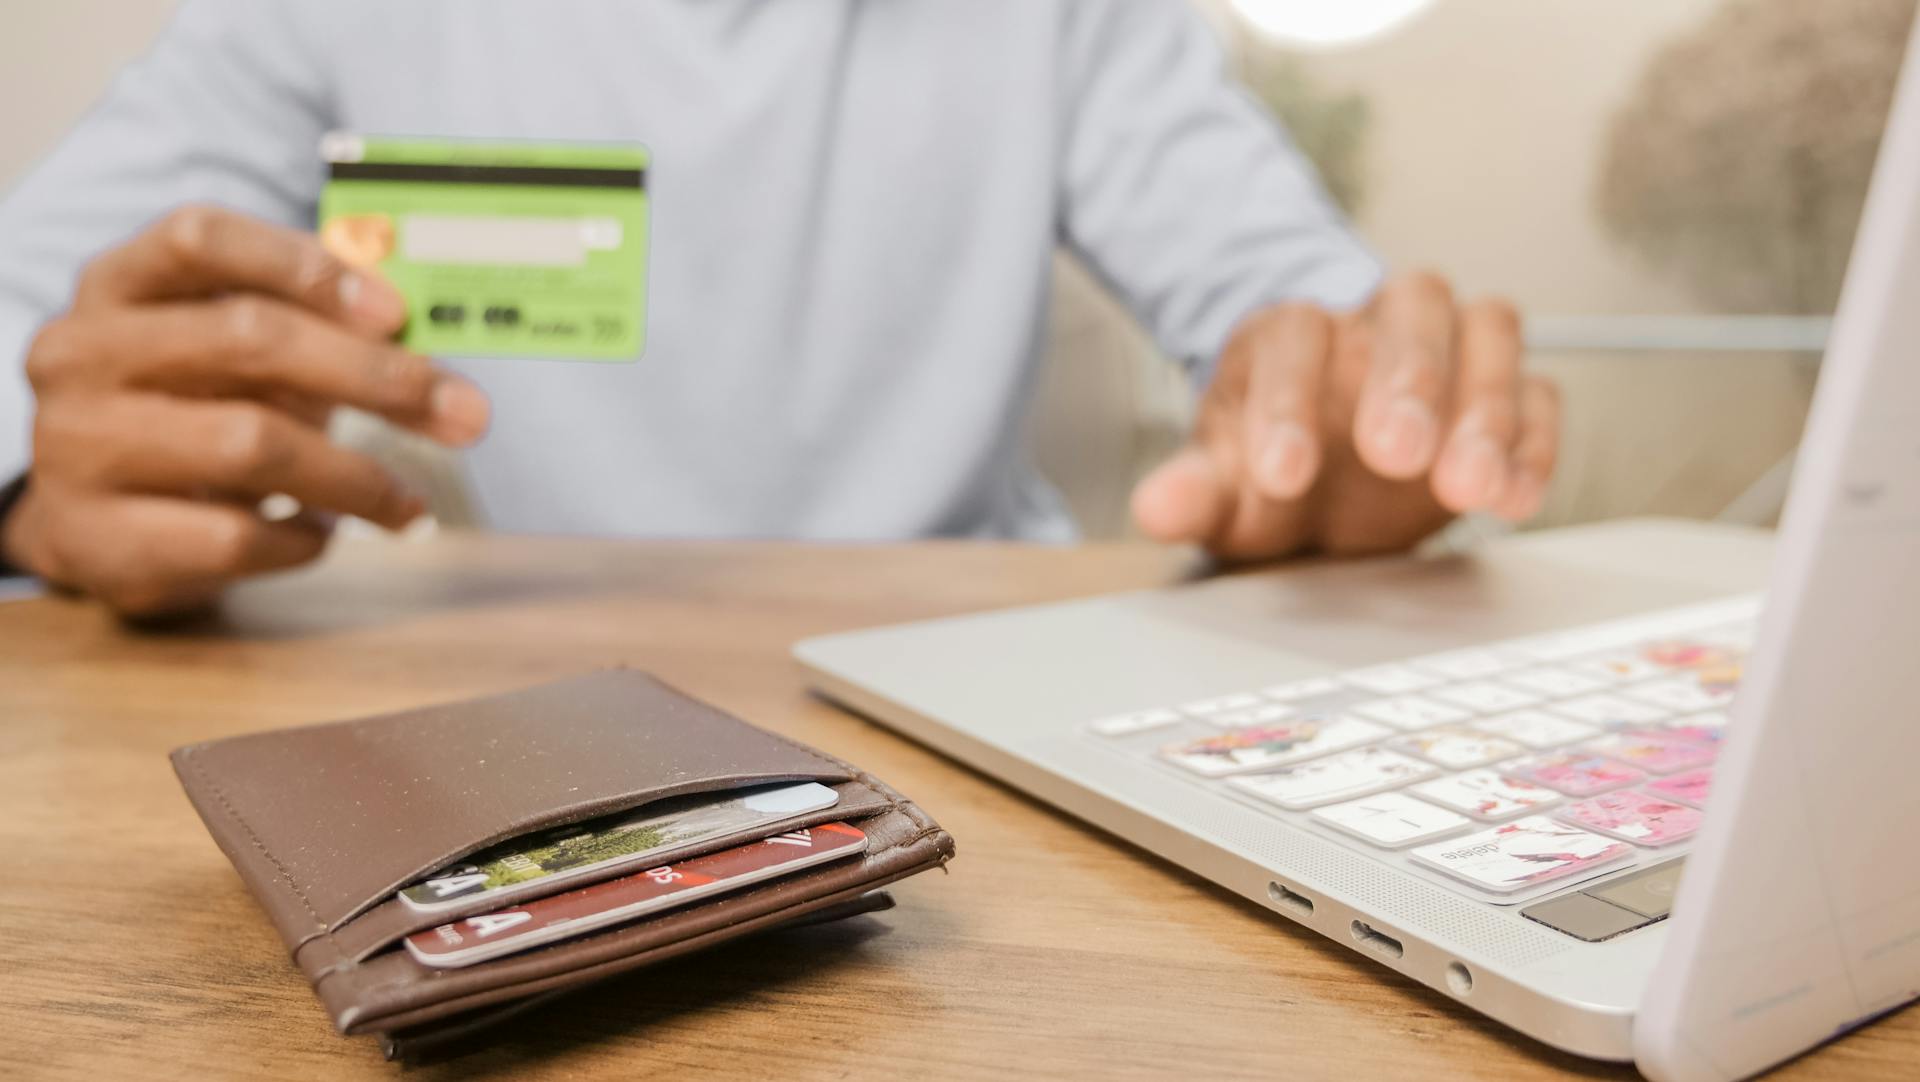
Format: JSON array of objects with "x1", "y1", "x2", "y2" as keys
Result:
[
  {"x1": 1, "y1": 205, "x2": 491, "y2": 618},
  {"x1": 1131, "y1": 271, "x2": 1560, "y2": 559}
]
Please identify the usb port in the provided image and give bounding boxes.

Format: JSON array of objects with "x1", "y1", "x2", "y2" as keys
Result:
[
  {"x1": 1267, "y1": 881, "x2": 1315, "y2": 918},
  {"x1": 1349, "y1": 920, "x2": 1405, "y2": 960}
]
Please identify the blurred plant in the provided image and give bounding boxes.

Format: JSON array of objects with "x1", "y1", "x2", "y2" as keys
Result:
[
  {"x1": 1237, "y1": 43, "x2": 1373, "y2": 213},
  {"x1": 1598, "y1": 0, "x2": 1918, "y2": 313}
]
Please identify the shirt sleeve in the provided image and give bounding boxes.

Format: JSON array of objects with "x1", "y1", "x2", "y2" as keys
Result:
[
  {"x1": 0, "y1": 0, "x2": 335, "y2": 483},
  {"x1": 1054, "y1": 0, "x2": 1386, "y2": 382}
]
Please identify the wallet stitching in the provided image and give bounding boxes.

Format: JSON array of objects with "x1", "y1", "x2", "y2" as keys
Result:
[{"x1": 184, "y1": 746, "x2": 329, "y2": 938}]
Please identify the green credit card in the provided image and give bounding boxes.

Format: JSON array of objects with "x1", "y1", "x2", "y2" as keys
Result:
[{"x1": 318, "y1": 133, "x2": 649, "y2": 362}]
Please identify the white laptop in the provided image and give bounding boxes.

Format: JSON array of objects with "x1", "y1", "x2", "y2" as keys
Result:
[{"x1": 795, "y1": 20, "x2": 1920, "y2": 1081}]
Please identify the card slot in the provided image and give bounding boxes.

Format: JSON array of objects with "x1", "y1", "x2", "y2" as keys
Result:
[
  {"x1": 316, "y1": 806, "x2": 953, "y2": 1035},
  {"x1": 172, "y1": 671, "x2": 858, "y2": 951},
  {"x1": 306, "y1": 778, "x2": 897, "y2": 968}
]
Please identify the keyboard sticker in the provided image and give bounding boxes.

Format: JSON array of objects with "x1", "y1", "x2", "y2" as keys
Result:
[
  {"x1": 1505, "y1": 752, "x2": 1646, "y2": 797},
  {"x1": 1657, "y1": 712, "x2": 1729, "y2": 746},
  {"x1": 1409, "y1": 769, "x2": 1559, "y2": 820},
  {"x1": 1557, "y1": 789, "x2": 1701, "y2": 846},
  {"x1": 1390, "y1": 727, "x2": 1524, "y2": 770},
  {"x1": 1570, "y1": 652, "x2": 1665, "y2": 685},
  {"x1": 1642, "y1": 641, "x2": 1737, "y2": 671},
  {"x1": 1158, "y1": 716, "x2": 1390, "y2": 777},
  {"x1": 1351, "y1": 695, "x2": 1472, "y2": 731},
  {"x1": 1311, "y1": 791, "x2": 1470, "y2": 848},
  {"x1": 1472, "y1": 710, "x2": 1601, "y2": 749},
  {"x1": 1410, "y1": 817, "x2": 1633, "y2": 894},
  {"x1": 1229, "y1": 747, "x2": 1437, "y2": 810},
  {"x1": 1645, "y1": 767, "x2": 1715, "y2": 808},
  {"x1": 1624, "y1": 677, "x2": 1731, "y2": 713},
  {"x1": 1582, "y1": 730, "x2": 1717, "y2": 775}
]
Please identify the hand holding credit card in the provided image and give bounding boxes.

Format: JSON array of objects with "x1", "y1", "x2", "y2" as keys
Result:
[{"x1": 318, "y1": 133, "x2": 651, "y2": 362}]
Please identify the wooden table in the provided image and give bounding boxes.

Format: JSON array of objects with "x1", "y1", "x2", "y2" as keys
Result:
[{"x1": 2, "y1": 535, "x2": 1910, "y2": 1080}]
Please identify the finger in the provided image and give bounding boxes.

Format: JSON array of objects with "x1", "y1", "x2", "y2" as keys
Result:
[
  {"x1": 1492, "y1": 376, "x2": 1561, "y2": 522},
  {"x1": 1431, "y1": 298, "x2": 1524, "y2": 513},
  {"x1": 73, "y1": 204, "x2": 407, "y2": 336},
  {"x1": 26, "y1": 301, "x2": 489, "y2": 446},
  {"x1": 1240, "y1": 303, "x2": 1331, "y2": 501},
  {"x1": 35, "y1": 394, "x2": 426, "y2": 530},
  {"x1": 1353, "y1": 271, "x2": 1457, "y2": 480},
  {"x1": 1130, "y1": 446, "x2": 1231, "y2": 544},
  {"x1": 30, "y1": 491, "x2": 329, "y2": 617}
]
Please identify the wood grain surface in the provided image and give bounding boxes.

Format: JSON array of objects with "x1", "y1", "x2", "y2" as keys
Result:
[{"x1": 1, "y1": 534, "x2": 1910, "y2": 1080}]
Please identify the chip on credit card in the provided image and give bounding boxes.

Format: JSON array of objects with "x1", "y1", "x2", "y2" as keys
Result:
[
  {"x1": 405, "y1": 822, "x2": 870, "y2": 969},
  {"x1": 318, "y1": 132, "x2": 649, "y2": 361},
  {"x1": 399, "y1": 781, "x2": 840, "y2": 915}
]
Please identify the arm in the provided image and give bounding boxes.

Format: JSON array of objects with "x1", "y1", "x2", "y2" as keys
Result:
[
  {"x1": 1055, "y1": 1, "x2": 1559, "y2": 558},
  {"x1": 0, "y1": 0, "x2": 334, "y2": 483},
  {"x1": 0, "y1": 1, "x2": 488, "y2": 614}
]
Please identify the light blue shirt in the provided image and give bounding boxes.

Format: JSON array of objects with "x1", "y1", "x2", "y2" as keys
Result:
[{"x1": 0, "y1": 0, "x2": 1381, "y2": 541}]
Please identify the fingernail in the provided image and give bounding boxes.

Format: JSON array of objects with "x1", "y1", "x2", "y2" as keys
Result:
[
  {"x1": 1258, "y1": 423, "x2": 1317, "y2": 498},
  {"x1": 1373, "y1": 396, "x2": 1439, "y2": 474},
  {"x1": 1443, "y1": 434, "x2": 1509, "y2": 509},
  {"x1": 430, "y1": 377, "x2": 492, "y2": 446},
  {"x1": 340, "y1": 271, "x2": 408, "y2": 331}
]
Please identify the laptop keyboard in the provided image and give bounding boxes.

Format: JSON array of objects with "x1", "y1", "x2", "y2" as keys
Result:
[{"x1": 1081, "y1": 595, "x2": 1759, "y2": 941}]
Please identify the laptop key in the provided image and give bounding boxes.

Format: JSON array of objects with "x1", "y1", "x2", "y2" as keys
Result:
[
  {"x1": 1088, "y1": 708, "x2": 1184, "y2": 736},
  {"x1": 1409, "y1": 816, "x2": 1633, "y2": 894},
  {"x1": 1352, "y1": 695, "x2": 1471, "y2": 731},
  {"x1": 1556, "y1": 789, "x2": 1701, "y2": 847},
  {"x1": 1429, "y1": 681, "x2": 1540, "y2": 713},
  {"x1": 1158, "y1": 716, "x2": 1391, "y2": 777},
  {"x1": 1503, "y1": 667, "x2": 1609, "y2": 698},
  {"x1": 1229, "y1": 747, "x2": 1437, "y2": 810},
  {"x1": 1408, "y1": 769, "x2": 1559, "y2": 820},
  {"x1": 1262, "y1": 676, "x2": 1344, "y2": 702},
  {"x1": 1310, "y1": 791, "x2": 1470, "y2": 848},
  {"x1": 1550, "y1": 693, "x2": 1671, "y2": 726},
  {"x1": 1179, "y1": 693, "x2": 1263, "y2": 717},
  {"x1": 1504, "y1": 750, "x2": 1646, "y2": 797},
  {"x1": 1645, "y1": 767, "x2": 1714, "y2": 808},
  {"x1": 1584, "y1": 858, "x2": 1687, "y2": 919},
  {"x1": 1389, "y1": 727, "x2": 1524, "y2": 770},
  {"x1": 1623, "y1": 677, "x2": 1730, "y2": 713},
  {"x1": 1581, "y1": 730, "x2": 1717, "y2": 775},
  {"x1": 1472, "y1": 709, "x2": 1600, "y2": 749},
  {"x1": 1342, "y1": 665, "x2": 1441, "y2": 695}
]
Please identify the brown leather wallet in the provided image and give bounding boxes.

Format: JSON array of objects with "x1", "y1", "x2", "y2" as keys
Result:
[{"x1": 170, "y1": 670, "x2": 955, "y2": 1052}]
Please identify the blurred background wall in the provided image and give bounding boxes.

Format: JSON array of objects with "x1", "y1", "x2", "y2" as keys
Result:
[{"x1": 4, "y1": 0, "x2": 1910, "y2": 539}]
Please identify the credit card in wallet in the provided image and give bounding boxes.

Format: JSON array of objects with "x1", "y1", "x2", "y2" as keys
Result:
[
  {"x1": 318, "y1": 132, "x2": 650, "y2": 361},
  {"x1": 405, "y1": 822, "x2": 869, "y2": 969},
  {"x1": 398, "y1": 781, "x2": 839, "y2": 915}
]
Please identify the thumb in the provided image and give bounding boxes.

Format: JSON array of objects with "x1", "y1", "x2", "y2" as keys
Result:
[{"x1": 1131, "y1": 445, "x2": 1230, "y2": 544}]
